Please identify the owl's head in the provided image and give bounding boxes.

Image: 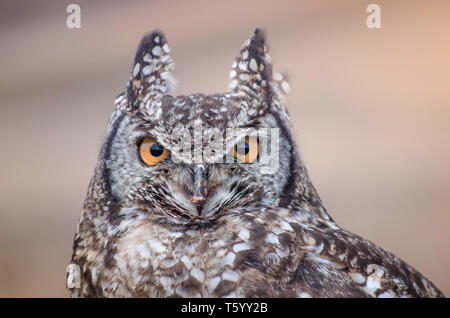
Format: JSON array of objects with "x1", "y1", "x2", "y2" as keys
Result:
[{"x1": 95, "y1": 29, "x2": 313, "y2": 225}]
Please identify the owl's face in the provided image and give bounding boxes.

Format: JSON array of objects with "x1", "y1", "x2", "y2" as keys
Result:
[
  {"x1": 101, "y1": 29, "x2": 294, "y2": 224},
  {"x1": 106, "y1": 95, "x2": 293, "y2": 223}
]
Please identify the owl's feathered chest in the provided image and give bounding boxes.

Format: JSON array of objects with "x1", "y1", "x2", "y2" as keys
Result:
[
  {"x1": 71, "y1": 207, "x2": 444, "y2": 298},
  {"x1": 114, "y1": 223, "x2": 238, "y2": 297},
  {"x1": 74, "y1": 209, "x2": 309, "y2": 297},
  {"x1": 107, "y1": 214, "x2": 291, "y2": 297}
]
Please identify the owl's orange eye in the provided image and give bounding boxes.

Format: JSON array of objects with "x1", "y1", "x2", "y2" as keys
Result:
[
  {"x1": 139, "y1": 138, "x2": 170, "y2": 166},
  {"x1": 233, "y1": 136, "x2": 259, "y2": 163}
]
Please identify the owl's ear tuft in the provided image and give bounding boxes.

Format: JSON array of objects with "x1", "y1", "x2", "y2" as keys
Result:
[
  {"x1": 229, "y1": 28, "x2": 273, "y2": 101},
  {"x1": 126, "y1": 30, "x2": 176, "y2": 111}
]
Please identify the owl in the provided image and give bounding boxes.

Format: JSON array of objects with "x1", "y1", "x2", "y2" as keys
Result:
[{"x1": 67, "y1": 29, "x2": 444, "y2": 298}]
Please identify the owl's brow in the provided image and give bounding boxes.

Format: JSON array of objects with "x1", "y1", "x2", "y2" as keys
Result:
[
  {"x1": 134, "y1": 124, "x2": 155, "y2": 132},
  {"x1": 131, "y1": 126, "x2": 163, "y2": 142}
]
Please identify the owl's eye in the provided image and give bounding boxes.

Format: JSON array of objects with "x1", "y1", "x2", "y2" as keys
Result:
[
  {"x1": 233, "y1": 136, "x2": 259, "y2": 163},
  {"x1": 139, "y1": 138, "x2": 170, "y2": 166}
]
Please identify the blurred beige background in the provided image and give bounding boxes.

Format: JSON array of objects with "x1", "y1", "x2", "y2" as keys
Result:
[{"x1": 0, "y1": 0, "x2": 449, "y2": 297}]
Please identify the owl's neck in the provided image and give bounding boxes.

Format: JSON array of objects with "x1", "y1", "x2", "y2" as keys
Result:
[{"x1": 278, "y1": 160, "x2": 332, "y2": 222}]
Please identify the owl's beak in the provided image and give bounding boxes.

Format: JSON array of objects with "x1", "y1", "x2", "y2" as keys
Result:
[{"x1": 191, "y1": 165, "x2": 208, "y2": 209}]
